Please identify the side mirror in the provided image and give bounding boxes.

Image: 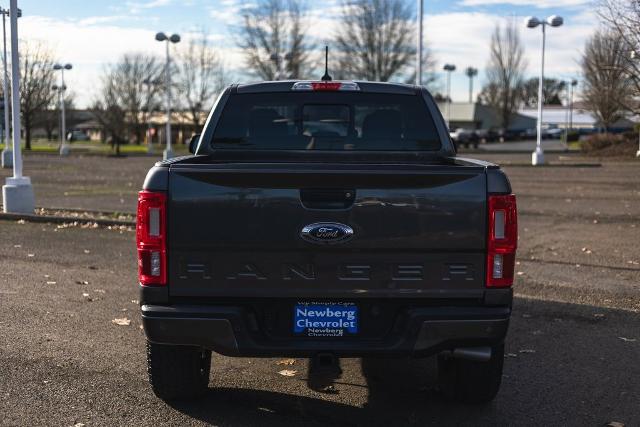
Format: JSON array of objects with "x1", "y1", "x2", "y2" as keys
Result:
[{"x1": 188, "y1": 134, "x2": 201, "y2": 154}]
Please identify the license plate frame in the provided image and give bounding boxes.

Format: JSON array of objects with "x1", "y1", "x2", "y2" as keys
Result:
[{"x1": 293, "y1": 302, "x2": 358, "y2": 337}]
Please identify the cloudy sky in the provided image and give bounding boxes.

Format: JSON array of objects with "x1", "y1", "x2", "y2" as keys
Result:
[{"x1": 19, "y1": 0, "x2": 601, "y2": 107}]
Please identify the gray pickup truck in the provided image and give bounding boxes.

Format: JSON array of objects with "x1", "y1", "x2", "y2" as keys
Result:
[{"x1": 137, "y1": 80, "x2": 517, "y2": 404}]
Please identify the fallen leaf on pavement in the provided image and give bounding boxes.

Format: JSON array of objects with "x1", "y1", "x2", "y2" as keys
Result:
[
  {"x1": 276, "y1": 359, "x2": 296, "y2": 366},
  {"x1": 278, "y1": 369, "x2": 297, "y2": 377},
  {"x1": 112, "y1": 318, "x2": 131, "y2": 326},
  {"x1": 618, "y1": 337, "x2": 636, "y2": 343}
]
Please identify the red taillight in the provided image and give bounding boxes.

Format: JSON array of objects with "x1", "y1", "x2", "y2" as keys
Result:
[
  {"x1": 487, "y1": 194, "x2": 517, "y2": 287},
  {"x1": 136, "y1": 190, "x2": 167, "y2": 286},
  {"x1": 311, "y1": 82, "x2": 342, "y2": 91},
  {"x1": 291, "y1": 81, "x2": 360, "y2": 91}
]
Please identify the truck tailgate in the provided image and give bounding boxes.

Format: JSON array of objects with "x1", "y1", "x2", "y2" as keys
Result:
[{"x1": 167, "y1": 162, "x2": 487, "y2": 299}]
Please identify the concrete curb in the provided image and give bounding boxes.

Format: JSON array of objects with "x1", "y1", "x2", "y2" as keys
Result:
[{"x1": 0, "y1": 211, "x2": 135, "y2": 227}]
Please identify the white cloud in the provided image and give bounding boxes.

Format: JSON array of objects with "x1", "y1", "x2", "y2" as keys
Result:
[
  {"x1": 459, "y1": 0, "x2": 589, "y2": 8},
  {"x1": 424, "y1": 10, "x2": 596, "y2": 100},
  {"x1": 16, "y1": 5, "x2": 597, "y2": 107},
  {"x1": 126, "y1": 0, "x2": 172, "y2": 14}
]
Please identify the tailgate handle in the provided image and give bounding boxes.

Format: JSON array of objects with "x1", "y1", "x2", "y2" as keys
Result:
[{"x1": 300, "y1": 189, "x2": 356, "y2": 210}]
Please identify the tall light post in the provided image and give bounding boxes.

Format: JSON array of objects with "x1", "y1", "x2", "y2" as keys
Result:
[
  {"x1": 525, "y1": 15, "x2": 564, "y2": 166},
  {"x1": 53, "y1": 63, "x2": 72, "y2": 156},
  {"x1": 142, "y1": 78, "x2": 159, "y2": 154},
  {"x1": 0, "y1": 6, "x2": 20, "y2": 168},
  {"x1": 155, "y1": 32, "x2": 180, "y2": 160},
  {"x1": 2, "y1": 0, "x2": 34, "y2": 214},
  {"x1": 465, "y1": 67, "x2": 478, "y2": 103},
  {"x1": 569, "y1": 79, "x2": 577, "y2": 131},
  {"x1": 416, "y1": 0, "x2": 423, "y2": 85},
  {"x1": 443, "y1": 64, "x2": 456, "y2": 129},
  {"x1": 563, "y1": 81, "x2": 570, "y2": 145}
]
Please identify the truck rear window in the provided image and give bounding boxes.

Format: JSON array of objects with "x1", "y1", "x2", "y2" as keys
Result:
[{"x1": 211, "y1": 92, "x2": 442, "y2": 151}]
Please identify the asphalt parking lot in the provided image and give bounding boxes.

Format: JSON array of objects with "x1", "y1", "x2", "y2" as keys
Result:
[{"x1": 1, "y1": 152, "x2": 639, "y2": 426}]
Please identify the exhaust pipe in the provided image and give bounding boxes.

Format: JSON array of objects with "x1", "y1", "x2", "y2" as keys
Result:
[{"x1": 450, "y1": 346, "x2": 492, "y2": 362}]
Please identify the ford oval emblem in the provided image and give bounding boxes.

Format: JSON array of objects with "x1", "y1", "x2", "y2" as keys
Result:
[{"x1": 301, "y1": 222, "x2": 354, "y2": 245}]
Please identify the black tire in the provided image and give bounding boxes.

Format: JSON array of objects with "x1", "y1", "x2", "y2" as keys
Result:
[
  {"x1": 437, "y1": 344, "x2": 504, "y2": 404},
  {"x1": 146, "y1": 341, "x2": 212, "y2": 401}
]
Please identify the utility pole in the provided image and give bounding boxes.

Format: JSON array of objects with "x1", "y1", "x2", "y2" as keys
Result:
[
  {"x1": 155, "y1": 32, "x2": 180, "y2": 160},
  {"x1": 1, "y1": 8, "x2": 12, "y2": 168},
  {"x1": 2, "y1": 0, "x2": 34, "y2": 213},
  {"x1": 53, "y1": 63, "x2": 72, "y2": 156},
  {"x1": 525, "y1": 15, "x2": 564, "y2": 166},
  {"x1": 464, "y1": 67, "x2": 478, "y2": 103},
  {"x1": 416, "y1": 0, "x2": 423, "y2": 86},
  {"x1": 443, "y1": 64, "x2": 456, "y2": 128}
]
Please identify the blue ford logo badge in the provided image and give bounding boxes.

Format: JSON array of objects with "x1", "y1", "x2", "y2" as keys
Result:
[{"x1": 301, "y1": 222, "x2": 354, "y2": 244}]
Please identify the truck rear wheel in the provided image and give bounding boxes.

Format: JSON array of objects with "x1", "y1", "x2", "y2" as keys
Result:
[
  {"x1": 437, "y1": 344, "x2": 504, "y2": 404},
  {"x1": 146, "y1": 341, "x2": 211, "y2": 401}
]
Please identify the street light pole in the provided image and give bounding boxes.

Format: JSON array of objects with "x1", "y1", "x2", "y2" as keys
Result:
[
  {"x1": 526, "y1": 15, "x2": 563, "y2": 166},
  {"x1": 416, "y1": 0, "x2": 423, "y2": 86},
  {"x1": 569, "y1": 79, "x2": 577, "y2": 131},
  {"x1": 1, "y1": 8, "x2": 12, "y2": 168},
  {"x1": 53, "y1": 63, "x2": 72, "y2": 156},
  {"x1": 465, "y1": 67, "x2": 478, "y2": 104},
  {"x1": 155, "y1": 32, "x2": 180, "y2": 160},
  {"x1": 2, "y1": 0, "x2": 34, "y2": 214},
  {"x1": 443, "y1": 64, "x2": 456, "y2": 129},
  {"x1": 142, "y1": 78, "x2": 156, "y2": 154}
]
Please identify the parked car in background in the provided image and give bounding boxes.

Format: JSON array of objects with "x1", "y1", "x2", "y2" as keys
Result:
[
  {"x1": 498, "y1": 128, "x2": 526, "y2": 142},
  {"x1": 68, "y1": 130, "x2": 90, "y2": 142},
  {"x1": 449, "y1": 128, "x2": 479, "y2": 149},
  {"x1": 476, "y1": 129, "x2": 498, "y2": 143},
  {"x1": 545, "y1": 127, "x2": 564, "y2": 139}
]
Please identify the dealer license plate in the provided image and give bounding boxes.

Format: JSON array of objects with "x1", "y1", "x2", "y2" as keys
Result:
[{"x1": 293, "y1": 302, "x2": 358, "y2": 337}]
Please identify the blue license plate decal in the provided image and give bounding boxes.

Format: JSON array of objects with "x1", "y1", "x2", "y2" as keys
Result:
[{"x1": 294, "y1": 302, "x2": 358, "y2": 337}]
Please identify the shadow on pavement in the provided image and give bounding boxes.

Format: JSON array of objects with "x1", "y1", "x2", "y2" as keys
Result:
[{"x1": 167, "y1": 298, "x2": 640, "y2": 426}]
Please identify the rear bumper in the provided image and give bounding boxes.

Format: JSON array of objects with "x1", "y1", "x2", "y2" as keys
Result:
[{"x1": 141, "y1": 303, "x2": 511, "y2": 357}]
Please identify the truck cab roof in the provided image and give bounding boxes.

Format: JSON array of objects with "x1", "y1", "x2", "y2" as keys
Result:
[{"x1": 236, "y1": 80, "x2": 419, "y2": 95}]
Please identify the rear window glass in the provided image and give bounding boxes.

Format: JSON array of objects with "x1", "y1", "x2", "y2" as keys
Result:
[{"x1": 211, "y1": 92, "x2": 442, "y2": 151}]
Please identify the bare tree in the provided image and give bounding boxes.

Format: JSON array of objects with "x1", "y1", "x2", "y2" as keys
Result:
[
  {"x1": 520, "y1": 77, "x2": 566, "y2": 108},
  {"x1": 93, "y1": 54, "x2": 162, "y2": 153},
  {"x1": 238, "y1": 0, "x2": 311, "y2": 80},
  {"x1": 334, "y1": 0, "x2": 416, "y2": 81},
  {"x1": 38, "y1": 93, "x2": 75, "y2": 141},
  {"x1": 478, "y1": 22, "x2": 527, "y2": 129},
  {"x1": 581, "y1": 31, "x2": 632, "y2": 130},
  {"x1": 177, "y1": 31, "x2": 226, "y2": 129},
  {"x1": 92, "y1": 71, "x2": 126, "y2": 156},
  {"x1": 19, "y1": 42, "x2": 56, "y2": 150},
  {"x1": 598, "y1": 0, "x2": 640, "y2": 114}
]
